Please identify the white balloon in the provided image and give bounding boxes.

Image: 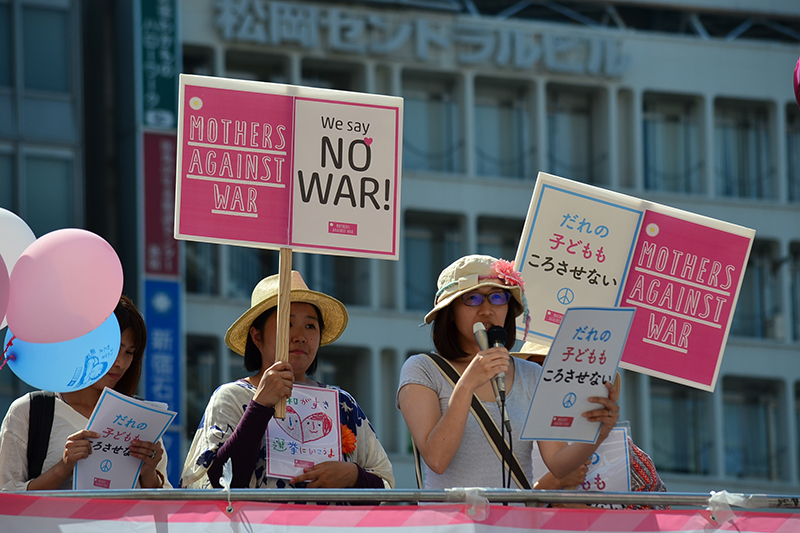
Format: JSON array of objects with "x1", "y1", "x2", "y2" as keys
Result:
[{"x1": 0, "y1": 208, "x2": 36, "y2": 329}]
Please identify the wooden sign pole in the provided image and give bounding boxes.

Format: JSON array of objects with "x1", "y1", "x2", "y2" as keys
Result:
[{"x1": 273, "y1": 247, "x2": 292, "y2": 419}]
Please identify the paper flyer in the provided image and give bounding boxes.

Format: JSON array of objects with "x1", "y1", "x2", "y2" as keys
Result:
[{"x1": 74, "y1": 387, "x2": 176, "y2": 490}]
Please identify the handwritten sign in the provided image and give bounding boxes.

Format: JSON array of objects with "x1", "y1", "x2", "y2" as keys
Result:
[
  {"x1": 174, "y1": 74, "x2": 403, "y2": 260},
  {"x1": 266, "y1": 384, "x2": 342, "y2": 480},
  {"x1": 521, "y1": 307, "x2": 634, "y2": 443},
  {"x1": 75, "y1": 388, "x2": 176, "y2": 490},
  {"x1": 531, "y1": 426, "x2": 630, "y2": 492},
  {"x1": 515, "y1": 172, "x2": 754, "y2": 391}
]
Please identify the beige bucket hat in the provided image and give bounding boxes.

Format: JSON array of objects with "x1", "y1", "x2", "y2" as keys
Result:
[
  {"x1": 424, "y1": 255, "x2": 529, "y2": 330},
  {"x1": 511, "y1": 340, "x2": 550, "y2": 364},
  {"x1": 225, "y1": 270, "x2": 348, "y2": 355}
]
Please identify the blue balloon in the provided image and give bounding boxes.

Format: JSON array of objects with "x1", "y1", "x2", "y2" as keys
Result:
[{"x1": 3, "y1": 312, "x2": 121, "y2": 392}]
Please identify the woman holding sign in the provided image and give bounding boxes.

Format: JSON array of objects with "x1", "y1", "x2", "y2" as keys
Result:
[
  {"x1": 0, "y1": 296, "x2": 170, "y2": 490},
  {"x1": 181, "y1": 271, "x2": 394, "y2": 489},
  {"x1": 397, "y1": 254, "x2": 619, "y2": 489}
]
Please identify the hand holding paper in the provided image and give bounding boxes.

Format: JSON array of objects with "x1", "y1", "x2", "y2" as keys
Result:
[{"x1": 583, "y1": 380, "x2": 620, "y2": 443}]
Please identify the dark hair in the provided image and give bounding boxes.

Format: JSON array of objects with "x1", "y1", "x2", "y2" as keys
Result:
[
  {"x1": 113, "y1": 295, "x2": 146, "y2": 397},
  {"x1": 243, "y1": 304, "x2": 325, "y2": 376},
  {"x1": 432, "y1": 292, "x2": 521, "y2": 361}
]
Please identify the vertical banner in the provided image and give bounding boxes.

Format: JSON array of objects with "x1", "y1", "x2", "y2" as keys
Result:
[
  {"x1": 139, "y1": 0, "x2": 182, "y2": 485},
  {"x1": 144, "y1": 132, "x2": 179, "y2": 276},
  {"x1": 143, "y1": 278, "x2": 182, "y2": 486},
  {"x1": 140, "y1": 0, "x2": 179, "y2": 129}
]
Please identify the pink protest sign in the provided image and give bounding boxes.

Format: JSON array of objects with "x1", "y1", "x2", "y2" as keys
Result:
[
  {"x1": 174, "y1": 75, "x2": 403, "y2": 260},
  {"x1": 620, "y1": 210, "x2": 752, "y2": 391},
  {"x1": 515, "y1": 173, "x2": 754, "y2": 392}
]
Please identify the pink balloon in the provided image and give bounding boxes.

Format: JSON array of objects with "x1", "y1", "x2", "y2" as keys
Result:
[
  {"x1": 6, "y1": 228, "x2": 123, "y2": 343},
  {"x1": 0, "y1": 256, "x2": 8, "y2": 328},
  {"x1": 795, "y1": 55, "x2": 800, "y2": 110}
]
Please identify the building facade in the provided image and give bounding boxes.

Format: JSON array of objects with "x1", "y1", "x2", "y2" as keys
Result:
[{"x1": 2, "y1": 0, "x2": 800, "y2": 493}]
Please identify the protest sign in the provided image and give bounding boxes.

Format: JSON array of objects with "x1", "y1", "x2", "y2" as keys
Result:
[
  {"x1": 531, "y1": 425, "x2": 631, "y2": 492},
  {"x1": 515, "y1": 172, "x2": 754, "y2": 391},
  {"x1": 521, "y1": 307, "x2": 634, "y2": 443},
  {"x1": 75, "y1": 387, "x2": 176, "y2": 489},
  {"x1": 174, "y1": 74, "x2": 403, "y2": 260},
  {"x1": 266, "y1": 384, "x2": 342, "y2": 479}
]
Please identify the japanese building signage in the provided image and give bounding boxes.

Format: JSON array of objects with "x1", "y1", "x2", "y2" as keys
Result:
[{"x1": 212, "y1": 0, "x2": 630, "y2": 77}]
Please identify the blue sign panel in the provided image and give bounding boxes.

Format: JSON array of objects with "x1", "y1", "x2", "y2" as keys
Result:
[{"x1": 143, "y1": 278, "x2": 182, "y2": 425}]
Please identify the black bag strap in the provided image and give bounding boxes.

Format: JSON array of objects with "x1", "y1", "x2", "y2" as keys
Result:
[
  {"x1": 419, "y1": 353, "x2": 532, "y2": 490},
  {"x1": 27, "y1": 390, "x2": 56, "y2": 480}
]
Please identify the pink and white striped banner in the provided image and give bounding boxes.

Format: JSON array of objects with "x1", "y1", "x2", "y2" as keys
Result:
[{"x1": 2, "y1": 493, "x2": 799, "y2": 532}]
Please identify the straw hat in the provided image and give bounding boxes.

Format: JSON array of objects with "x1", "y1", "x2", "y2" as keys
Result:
[
  {"x1": 511, "y1": 340, "x2": 550, "y2": 363},
  {"x1": 424, "y1": 255, "x2": 527, "y2": 324},
  {"x1": 225, "y1": 271, "x2": 348, "y2": 355}
]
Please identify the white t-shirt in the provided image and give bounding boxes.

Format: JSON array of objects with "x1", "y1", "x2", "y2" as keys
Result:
[{"x1": 0, "y1": 393, "x2": 171, "y2": 491}]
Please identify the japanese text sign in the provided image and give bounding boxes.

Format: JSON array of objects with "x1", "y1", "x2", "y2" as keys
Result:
[
  {"x1": 521, "y1": 307, "x2": 634, "y2": 443},
  {"x1": 515, "y1": 173, "x2": 754, "y2": 392},
  {"x1": 75, "y1": 388, "x2": 176, "y2": 490},
  {"x1": 266, "y1": 384, "x2": 342, "y2": 480},
  {"x1": 175, "y1": 74, "x2": 403, "y2": 259},
  {"x1": 531, "y1": 426, "x2": 630, "y2": 493}
]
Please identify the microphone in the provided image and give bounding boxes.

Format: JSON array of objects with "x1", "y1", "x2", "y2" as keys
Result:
[
  {"x1": 473, "y1": 322, "x2": 489, "y2": 351},
  {"x1": 473, "y1": 323, "x2": 512, "y2": 433},
  {"x1": 487, "y1": 326, "x2": 508, "y2": 401}
]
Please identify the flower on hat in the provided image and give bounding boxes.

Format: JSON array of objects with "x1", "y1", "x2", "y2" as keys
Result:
[
  {"x1": 488, "y1": 259, "x2": 525, "y2": 289},
  {"x1": 484, "y1": 259, "x2": 531, "y2": 341},
  {"x1": 341, "y1": 424, "x2": 356, "y2": 456}
]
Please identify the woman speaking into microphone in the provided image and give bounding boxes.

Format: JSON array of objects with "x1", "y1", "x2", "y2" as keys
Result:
[{"x1": 397, "y1": 255, "x2": 620, "y2": 490}]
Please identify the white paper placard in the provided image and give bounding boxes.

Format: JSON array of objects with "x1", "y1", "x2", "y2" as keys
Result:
[
  {"x1": 531, "y1": 426, "x2": 631, "y2": 492},
  {"x1": 521, "y1": 307, "x2": 634, "y2": 443},
  {"x1": 266, "y1": 384, "x2": 342, "y2": 480},
  {"x1": 75, "y1": 387, "x2": 176, "y2": 490}
]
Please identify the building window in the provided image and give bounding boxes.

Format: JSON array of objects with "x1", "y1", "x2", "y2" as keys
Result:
[
  {"x1": 226, "y1": 247, "x2": 278, "y2": 300},
  {"x1": 474, "y1": 78, "x2": 533, "y2": 180},
  {"x1": 301, "y1": 254, "x2": 371, "y2": 307},
  {"x1": 723, "y1": 377, "x2": 782, "y2": 480},
  {"x1": 477, "y1": 216, "x2": 524, "y2": 262},
  {"x1": 643, "y1": 94, "x2": 702, "y2": 194},
  {"x1": 225, "y1": 51, "x2": 286, "y2": 82},
  {"x1": 547, "y1": 85, "x2": 606, "y2": 186},
  {"x1": 185, "y1": 335, "x2": 220, "y2": 440},
  {"x1": 0, "y1": 4, "x2": 10, "y2": 88},
  {"x1": 0, "y1": 151, "x2": 12, "y2": 209},
  {"x1": 183, "y1": 46, "x2": 214, "y2": 76},
  {"x1": 715, "y1": 100, "x2": 774, "y2": 199},
  {"x1": 24, "y1": 154, "x2": 74, "y2": 237},
  {"x1": 404, "y1": 211, "x2": 464, "y2": 311},
  {"x1": 650, "y1": 378, "x2": 712, "y2": 475},
  {"x1": 787, "y1": 107, "x2": 800, "y2": 202},
  {"x1": 315, "y1": 344, "x2": 372, "y2": 419},
  {"x1": 730, "y1": 240, "x2": 782, "y2": 339},
  {"x1": 302, "y1": 60, "x2": 363, "y2": 92},
  {"x1": 791, "y1": 243, "x2": 800, "y2": 341},
  {"x1": 22, "y1": 6, "x2": 71, "y2": 93},
  {"x1": 403, "y1": 73, "x2": 462, "y2": 173},
  {"x1": 185, "y1": 241, "x2": 219, "y2": 296}
]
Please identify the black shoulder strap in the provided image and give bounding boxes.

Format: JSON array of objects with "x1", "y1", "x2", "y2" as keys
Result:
[
  {"x1": 27, "y1": 390, "x2": 56, "y2": 480},
  {"x1": 422, "y1": 353, "x2": 532, "y2": 490}
]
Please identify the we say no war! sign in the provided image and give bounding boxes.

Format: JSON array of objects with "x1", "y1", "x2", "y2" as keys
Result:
[{"x1": 174, "y1": 75, "x2": 403, "y2": 260}]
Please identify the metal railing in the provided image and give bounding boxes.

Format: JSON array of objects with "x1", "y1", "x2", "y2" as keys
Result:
[{"x1": 24, "y1": 488, "x2": 800, "y2": 510}]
